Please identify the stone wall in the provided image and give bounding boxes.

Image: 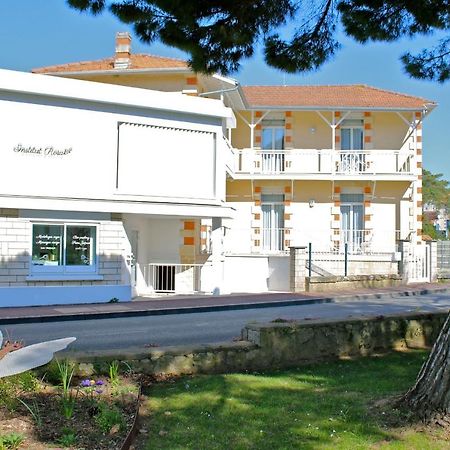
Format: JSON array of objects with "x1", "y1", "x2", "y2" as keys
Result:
[
  {"x1": 70, "y1": 311, "x2": 447, "y2": 377},
  {"x1": 306, "y1": 274, "x2": 402, "y2": 292}
]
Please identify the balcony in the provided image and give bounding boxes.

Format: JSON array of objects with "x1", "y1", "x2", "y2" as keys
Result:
[{"x1": 232, "y1": 149, "x2": 415, "y2": 180}]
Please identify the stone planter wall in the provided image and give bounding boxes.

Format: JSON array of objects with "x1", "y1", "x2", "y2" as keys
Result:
[{"x1": 71, "y1": 311, "x2": 448, "y2": 377}]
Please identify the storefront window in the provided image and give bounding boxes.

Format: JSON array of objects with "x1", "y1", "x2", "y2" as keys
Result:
[
  {"x1": 31, "y1": 223, "x2": 97, "y2": 273},
  {"x1": 32, "y1": 224, "x2": 63, "y2": 266},
  {"x1": 65, "y1": 226, "x2": 96, "y2": 266}
]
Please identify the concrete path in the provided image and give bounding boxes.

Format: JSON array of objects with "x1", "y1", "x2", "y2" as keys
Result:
[{"x1": 0, "y1": 282, "x2": 449, "y2": 325}]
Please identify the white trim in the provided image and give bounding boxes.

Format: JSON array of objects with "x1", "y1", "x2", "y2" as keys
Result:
[
  {"x1": 26, "y1": 274, "x2": 104, "y2": 281},
  {"x1": 0, "y1": 69, "x2": 233, "y2": 121}
]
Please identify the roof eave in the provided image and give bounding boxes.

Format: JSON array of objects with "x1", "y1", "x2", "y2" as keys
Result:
[
  {"x1": 243, "y1": 105, "x2": 436, "y2": 112},
  {"x1": 33, "y1": 67, "x2": 192, "y2": 77}
]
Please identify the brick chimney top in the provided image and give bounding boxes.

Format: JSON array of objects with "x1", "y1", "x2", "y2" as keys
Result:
[{"x1": 114, "y1": 32, "x2": 131, "y2": 69}]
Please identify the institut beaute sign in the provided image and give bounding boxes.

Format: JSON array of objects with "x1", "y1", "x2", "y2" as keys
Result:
[{"x1": 13, "y1": 144, "x2": 73, "y2": 157}]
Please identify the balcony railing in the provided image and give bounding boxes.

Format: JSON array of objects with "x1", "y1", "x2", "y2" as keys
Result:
[
  {"x1": 223, "y1": 227, "x2": 405, "y2": 255},
  {"x1": 233, "y1": 149, "x2": 414, "y2": 176}
]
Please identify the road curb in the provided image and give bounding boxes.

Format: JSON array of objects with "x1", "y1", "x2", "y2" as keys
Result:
[{"x1": 0, "y1": 286, "x2": 449, "y2": 325}]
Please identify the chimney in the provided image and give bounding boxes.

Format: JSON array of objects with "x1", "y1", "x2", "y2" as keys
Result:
[{"x1": 114, "y1": 32, "x2": 131, "y2": 69}]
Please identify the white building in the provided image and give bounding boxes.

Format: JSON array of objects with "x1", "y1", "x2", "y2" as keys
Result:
[{"x1": 0, "y1": 69, "x2": 235, "y2": 306}]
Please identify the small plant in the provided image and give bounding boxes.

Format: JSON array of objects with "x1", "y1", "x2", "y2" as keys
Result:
[
  {"x1": 109, "y1": 297, "x2": 119, "y2": 303},
  {"x1": 0, "y1": 433, "x2": 25, "y2": 450},
  {"x1": 95, "y1": 401, "x2": 125, "y2": 434},
  {"x1": 56, "y1": 359, "x2": 77, "y2": 419},
  {"x1": 109, "y1": 360, "x2": 120, "y2": 389},
  {"x1": 56, "y1": 427, "x2": 77, "y2": 448},
  {"x1": 18, "y1": 398, "x2": 42, "y2": 428}
]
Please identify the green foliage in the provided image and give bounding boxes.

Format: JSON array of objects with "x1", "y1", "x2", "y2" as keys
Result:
[
  {"x1": 67, "y1": 0, "x2": 449, "y2": 81},
  {"x1": 109, "y1": 360, "x2": 120, "y2": 389},
  {"x1": 422, "y1": 221, "x2": 443, "y2": 240},
  {"x1": 0, "y1": 433, "x2": 25, "y2": 450},
  {"x1": 95, "y1": 401, "x2": 125, "y2": 433},
  {"x1": 423, "y1": 169, "x2": 450, "y2": 209},
  {"x1": 57, "y1": 427, "x2": 78, "y2": 448}
]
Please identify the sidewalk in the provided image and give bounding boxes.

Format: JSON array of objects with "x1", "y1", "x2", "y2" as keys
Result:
[{"x1": 0, "y1": 283, "x2": 449, "y2": 325}]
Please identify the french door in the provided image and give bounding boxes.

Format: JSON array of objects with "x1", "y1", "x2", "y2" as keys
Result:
[
  {"x1": 261, "y1": 194, "x2": 285, "y2": 252},
  {"x1": 340, "y1": 121, "x2": 365, "y2": 173},
  {"x1": 261, "y1": 126, "x2": 285, "y2": 172},
  {"x1": 340, "y1": 194, "x2": 364, "y2": 253}
]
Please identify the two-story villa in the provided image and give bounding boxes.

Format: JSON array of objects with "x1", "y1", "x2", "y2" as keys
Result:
[{"x1": 22, "y1": 32, "x2": 437, "y2": 296}]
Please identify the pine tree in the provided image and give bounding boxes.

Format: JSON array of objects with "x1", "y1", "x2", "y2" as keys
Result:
[{"x1": 67, "y1": 0, "x2": 449, "y2": 81}]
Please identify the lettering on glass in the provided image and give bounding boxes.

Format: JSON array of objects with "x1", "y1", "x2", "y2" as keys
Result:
[
  {"x1": 32, "y1": 232, "x2": 61, "y2": 265},
  {"x1": 13, "y1": 144, "x2": 73, "y2": 157}
]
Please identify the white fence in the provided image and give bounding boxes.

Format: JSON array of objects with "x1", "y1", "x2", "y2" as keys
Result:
[{"x1": 144, "y1": 263, "x2": 202, "y2": 293}]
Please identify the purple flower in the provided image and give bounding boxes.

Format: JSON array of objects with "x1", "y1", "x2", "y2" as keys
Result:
[
  {"x1": 95, "y1": 380, "x2": 104, "y2": 386},
  {"x1": 95, "y1": 389, "x2": 103, "y2": 394},
  {"x1": 81, "y1": 379, "x2": 91, "y2": 387}
]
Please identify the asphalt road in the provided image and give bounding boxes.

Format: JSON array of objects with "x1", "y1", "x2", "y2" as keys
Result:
[{"x1": 2, "y1": 292, "x2": 450, "y2": 353}]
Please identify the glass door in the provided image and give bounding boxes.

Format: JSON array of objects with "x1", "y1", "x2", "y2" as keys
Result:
[{"x1": 261, "y1": 194, "x2": 285, "y2": 252}]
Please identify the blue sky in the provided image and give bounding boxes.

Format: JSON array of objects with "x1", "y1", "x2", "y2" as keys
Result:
[{"x1": 1, "y1": 0, "x2": 449, "y2": 179}]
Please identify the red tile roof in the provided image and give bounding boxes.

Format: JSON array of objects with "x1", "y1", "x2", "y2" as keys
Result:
[
  {"x1": 32, "y1": 54, "x2": 189, "y2": 74},
  {"x1": 242, "y1": 85, "x2": 435, "y2": 110}
]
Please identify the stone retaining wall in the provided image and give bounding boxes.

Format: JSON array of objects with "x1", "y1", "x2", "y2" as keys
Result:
[{"x1": 71, "y1": 311, "x2": 448, "y2": 377}]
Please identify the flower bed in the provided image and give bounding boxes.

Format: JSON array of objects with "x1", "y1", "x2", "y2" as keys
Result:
[{"x1": 0, "y1": 360, "x2": 140, "y2": 449}]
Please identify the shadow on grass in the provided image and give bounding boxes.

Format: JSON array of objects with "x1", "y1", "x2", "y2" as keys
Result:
[{"x1": 143, "y1": 350, "x2": 432, "y2": 449}]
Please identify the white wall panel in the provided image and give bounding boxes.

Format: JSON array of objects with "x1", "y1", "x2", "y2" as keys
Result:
[{"x1": 118, "y1": 123, "x2": 216, "y2": 200}]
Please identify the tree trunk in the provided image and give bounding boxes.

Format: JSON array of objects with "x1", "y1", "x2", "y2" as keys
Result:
[{"x1": 400, "y1": 310, "x2": 450, "y2": 423}]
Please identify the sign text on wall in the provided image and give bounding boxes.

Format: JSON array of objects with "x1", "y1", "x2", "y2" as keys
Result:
[{"x1": 13, "y1": 144, "x2": 72, "y2": 157}]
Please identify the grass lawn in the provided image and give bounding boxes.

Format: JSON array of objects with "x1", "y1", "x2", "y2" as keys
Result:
[{"x1": 142, "y1": 351, "x2": 450, "y2": 449}]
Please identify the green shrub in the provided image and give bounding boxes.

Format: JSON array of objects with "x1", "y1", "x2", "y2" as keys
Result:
[
  {"x1": 57, "y1": 428, "x2": 77, "y2": 448},
  {"x1": 0, "y1": 372, "x2": 39, "y2": 411}
]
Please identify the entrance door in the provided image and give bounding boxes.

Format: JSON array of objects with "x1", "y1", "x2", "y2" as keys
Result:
[{"x1": 261, "y1": 194, "x2": 285, "y2": 252}]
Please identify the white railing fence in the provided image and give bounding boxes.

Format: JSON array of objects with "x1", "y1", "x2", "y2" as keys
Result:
[
  {"x1": 234, "y1": 149, "x2": 414, "y2": 176},
  {"x1": 144, "y1": 263, "x2": 202, "y2": 293}
]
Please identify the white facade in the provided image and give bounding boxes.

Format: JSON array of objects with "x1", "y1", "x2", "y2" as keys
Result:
[{"x1": 0, "y1": 69, "x2": 234, "y2": 306}]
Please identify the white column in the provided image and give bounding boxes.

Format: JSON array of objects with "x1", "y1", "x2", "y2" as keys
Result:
[{"x1": 210, "y1": 217, "x2": 225, "y2": 294}]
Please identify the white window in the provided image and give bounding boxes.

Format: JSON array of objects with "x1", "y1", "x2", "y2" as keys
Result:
[
  {"x1": 261, "y1": 194, "x2": 285, "y2": 252},
  {"x1": 31, "y1": 223, "x2": 97, "y2": 274},
  {"x1": 340, "y1": 194, "x2": 364, "y2": 253}
]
